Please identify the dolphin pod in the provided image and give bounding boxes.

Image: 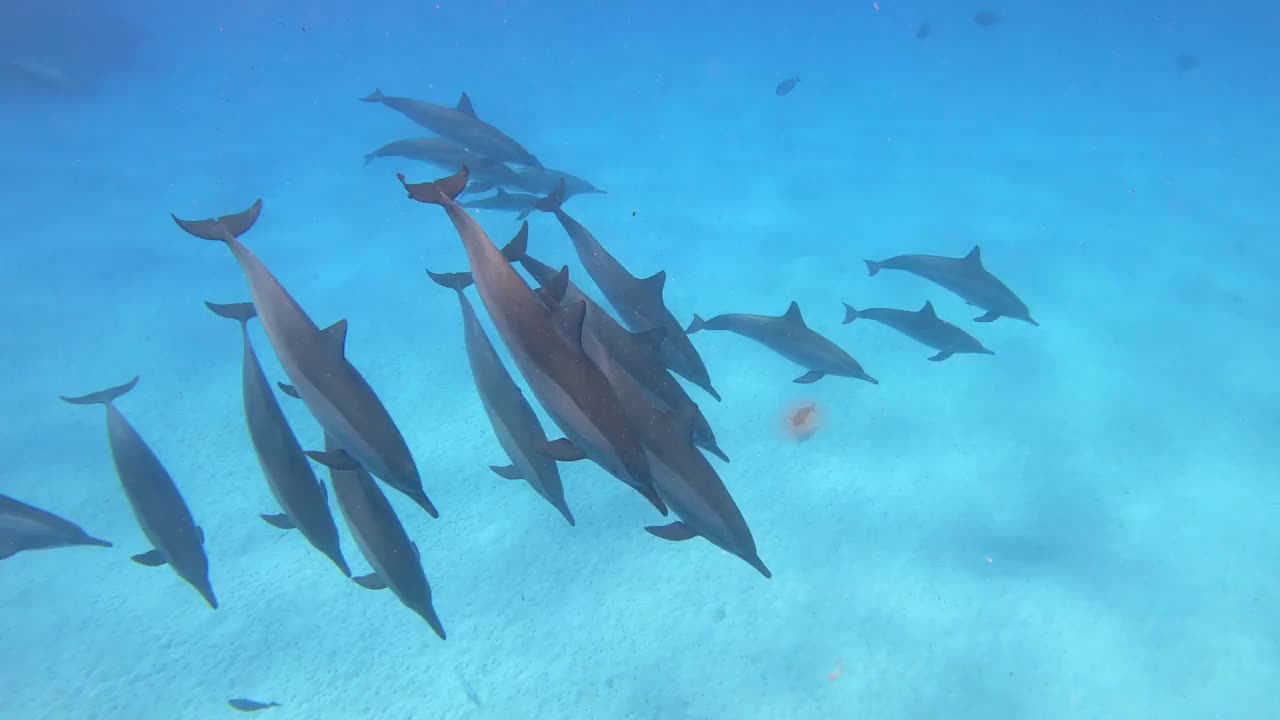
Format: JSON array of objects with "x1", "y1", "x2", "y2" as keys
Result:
[
  {"x1": 60, "y1": 377, "x2": 217, "y2": 609},
  {"x1": 170, "y1": 200, "x2": 438, "y2": 519},
  {"x1": 864, "y1": 246, "x2": 1037, "y2": 325},
  {"x1": 361, "y1": 89, "x2": 543, "y2": 168},
  {"x1": 0, "y1": 493, "x2": 112, "y2": 560}
]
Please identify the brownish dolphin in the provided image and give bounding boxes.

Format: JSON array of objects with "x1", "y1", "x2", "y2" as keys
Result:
[{"x1": 361, "y1": 89, "x2": 542, "y2": 168}]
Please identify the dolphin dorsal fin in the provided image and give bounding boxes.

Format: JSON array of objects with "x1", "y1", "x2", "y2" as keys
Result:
[
  {"x1": 964, "y1": 245, "x2": 984, "y2": 268},
  {"x1": 920, "y1": 300, "x2": 938, "y2": 317},
  {"x1": 495, "y1": 188, "x2": 510, "y2": 198},
  {"x1": 555, "y1": 301, "x2": 588, "y2": 348},
  {"x1": 541, "y1": 265, "x2": 570, "y2": 304},
  {"x1": 782, "y1": 301, "x2": 806, "y2": 326},
  {"x1": 641, "y1": 270, "x2": 667, "y2": 296},
  {"x1": 456, "y1": 92, "x2": 477, "y2": 118},
  {"x1": 319, "y1": 319, "x2": 349, "y2": 358}
]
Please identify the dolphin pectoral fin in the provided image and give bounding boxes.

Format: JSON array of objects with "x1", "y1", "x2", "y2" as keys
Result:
[
  {"x1": 353, "y1": 573, "x2": 388, "y2": 590},
  {"x1": 131, "y1": 549, "x2": 166, "y2": 567},
  {"x1": 304, "y1": 449, "x2": 362, "y2": 471},
  {"x1": 702, "y1": 443, "x2": 731, "y2": 464},
  {"x1": 793, "y1": 370, "x2": 826, "y2": 384},
  {"x1": 645, "y1": 522, "x2": 698, "y2": 542},
  {"x1": 538, "y1": 439, "x2": 587, "y2": 461},
  {"x1": 928, "y1": 351, "x2": 953, "y2": 361},
  {"x1": 489, "y1": 464, "x2": 524, "y2": 480},
  {"x1": 277, "y1": 382, "x2": 300, "y2": 399},
  {"x1": 261, "y1": 513, "x2": 296, "y2": 530},
  {"x1": 973, "y1": 311, "x2": 1000, "y2": 323}
]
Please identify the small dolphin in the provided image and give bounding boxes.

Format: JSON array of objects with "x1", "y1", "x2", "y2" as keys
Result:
[
  {"x1": 205, "y1": 301, "x2": 350, "y2": 576},
  {"x1": 461, "y1": 188, "x2": 542, "y2": 221},
  {"x1": 0, "y1": 493, "x2": 112, "y2": 560},
  {"x1": 60, "y1": 377, "x2": 217, "y2": 609},
  {"x1": 842, "y1": 301, "x2": 995, "y2": 361},
  {"x1": 504, "y1": 167, "x2": 606, "y2": 198},
  {"x1": 973, "y1": 10, "x2": 1004, "y2": 26},
  {"x1": 362, "y1": 137, "x2": 526, "y2": 190},
  {"x1": 398, "y1": 170, "x2": 664, "y2": 514},
  {"x1": 536, "y1": 182, "x2": 720, "y2": 401},
  {"x1": 361, "y1": 89, "x2": 542, "y2": 168},
  {"x1": 171, "y1": 200, "x2": 438, "y2": 518},
  {"x1": 864, "y1": 245, "x2": 1037, "y2": 325},
  {"x1": 916, "y1": 22, "x2": 932, "y2": 39},
  {"x1": 228, "y1": 698, "x2": 281, "y2": 712},
  {"x1": 425, "y1": 270, "x2": 575, "y2": 526},
  {"x1": 775, "y1": 75, "x2": 800, "y2": 96},
  {"x1": 686, "y1": 302, "x2": 878, "y2": 385},
  {"x1": 1175, "y1": 53, "x2": 1200, "y2": 72},
  {"x1": 499, "y1": 233, "x2": 729, "y2": 463}
]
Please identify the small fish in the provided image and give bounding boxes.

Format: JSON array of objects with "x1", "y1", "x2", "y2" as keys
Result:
[
  {"x1": 228, "y1": 698, "x2": 281, "y2": 712},
  {"x1": 775, "y1": 75, "x2": 800, "y2": 96},
  {"x1": 973, "y1": 10, "x2": 1003, "y2": 27},
  {"x1": 916, "y1": 22, "x2": 932, "y2": 40},
  {"x1": 1175, "y1": 53, "x2": 1200, "y2": 72}
]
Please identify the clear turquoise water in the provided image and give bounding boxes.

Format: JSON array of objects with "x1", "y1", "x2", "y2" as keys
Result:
[{"x1": 2, "y1": 1, "x2": 1277, "y2": 718}]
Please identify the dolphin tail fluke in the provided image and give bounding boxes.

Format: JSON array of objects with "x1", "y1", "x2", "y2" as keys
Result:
[
  {"x1": 398, "y1": 168, "x2": 469, "y2": 205},
  {"x1": 204, "y1": 301, "x2": 258, "y2": 324},
  {"x1": 863, "y1": 260, "x2": 881, "y2": 276},
  {"x1": 59, "y1": 376, "x2": 139, "y2": 406},
  {"x1": 171, "y1": 199, "x2": 263, "y2": 241},
  {"x1": 685, "y1": 314, "x2": 707, "y2": 334},
  {"x1": 841, "y1": 303, "x2": 859, "y2": 324},
  {"x1": 360, "y1": 88, "x2": 385, "y2": 103},
  {"x1": 533, "y1": 177, "x2": 568, "y2": 213},
  {"x1": 425, "y1": 268, "x2": 474, "y2": 291}
]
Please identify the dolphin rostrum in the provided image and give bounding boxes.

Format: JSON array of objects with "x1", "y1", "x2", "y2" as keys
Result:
[
  {"x1": 536, "y1": 182, "x2": 720, "y2": 401},
  {"x1": 60, "y1": 377, "x2": 217, "y2": 609},
  {"x1": 170, "y1": 200, "x2": 438, "y2": 518},
  {"x1": 361, "y1": 89, "x2": 542, "y2": 168},
  {"x1": 0, "y1": 493, "x2": 112, "y2": 560},
  {"x1": 686, "y1": 302, "x2": 879, "y2": 385},
  {"x1": 205, "y1": 300, "x2": 350, "y2": 576},
  {"x1": 863, "y1": 246, "x2": 1037, "y2": 325},
  {"x1": 425, "y1": 270, "x2": 575, "y2": 526},
  {"x1": 397, "y1": 169, "x2": 664, "y2": 515},
  {"x1": 842, "y1": 300, "x2": 995, "y2": 361}
]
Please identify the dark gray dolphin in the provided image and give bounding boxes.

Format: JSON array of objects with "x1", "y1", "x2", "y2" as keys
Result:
[
  {"x1": 686, "y1": 302, "x2": 878, "y2": 385},
  {"x1": 841, "y1": 300, "x2": 995, "y2": 361},
  {"x1": 205, "y1": 301, "x2": 350, "y2": 576},
  {"x1": 228, "y1": 698, "x2": 281, "y2": 712},
  {"x1": 362, "y1": 137, "x2": 526, "y2": 190},
  {"x1": 397, "y1": 170, "x2": 664, "y2": 515},
  {"x1": 424, "y1": 270, "x2": 575, "y2": 526},
  {"x1": 536, "y1": 184, "x2": 720, "y2": 401},
  {"x1": 0, "y1": 492, "x2": 112, "y2": 560},
  {"x1": 461, "y1": 188, "x2": 541, "y2": 221},
  {"x1": 361, "y1": 89, "x2": 542, "y2": 168},
  {"x1": 864, "y1": 245, "x2": 1037, "y2": 325},
  {"x1": 170, "y1": 200, "x2": 438, "y2": 518},
  {"x1": 499, "y1": 231, "x2": 729, "y2": 463},
  {"x1": 60, "y1": 377, "x2": 217, "y2": 609},
  {"x1": 506, "y1": 167, "x2": 605, "y2": 198}
]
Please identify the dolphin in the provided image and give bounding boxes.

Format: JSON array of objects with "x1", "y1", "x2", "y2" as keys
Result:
[
  {"x1": 424, "y1": 270, "x2": 575, "y2": 526},
  {"x1": 504, "y1": 167, "x2": 605, "y2": 198},
  {"x1": 361, "y1": 89, "x2": 542, "y2": 168},
  {"x1": 227, "y1": 698, "x2": 281, "y2": 712},
  {"x1": 60, "y1": 377, "x2": 217, "y2": 609},
  {"x1": 396, "y1": 169, "x2": 664, "y2": 515},
  {"x1": 841, "y1": 300, "x2": 995, "y2": 361},
  {"x1": 170, "y1": 199, "x2": 438, "y2": 518},
  {"x1": 499, "y1": 232, "x2": 729, "y2": 463},
  {"x1": 863, "y1": 247, "x2": 1037, "y2": 325},
  {"x1": 0, "y1": 492, "x2": 112, "y2": 560},
  {"x1": 461, "y1": 188, "x2": 542, "y2": 221},
  {"x1": 362, "y1": 137, "x2": 526, "y2": 190},
  {"x1": 686, "y1": 302, "x2": 879, "y2": 385},
  {"x1": 536, "y1": 183, "x2": 720, "y2": 401},
  {"x1": 205, "y1": 301, "x2": 350, "y2": 576}
]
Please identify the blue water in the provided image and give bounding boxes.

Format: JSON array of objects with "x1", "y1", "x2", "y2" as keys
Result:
[{"x1": 3, "y1": 1, "x2": 1278, "y2": 717}]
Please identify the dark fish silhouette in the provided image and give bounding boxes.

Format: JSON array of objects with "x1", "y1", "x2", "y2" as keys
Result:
[
  {"x1": 425, "y1": 270, "x2": 575, "y2": 526},
  {"x1": 398, "y1": 170, "x2": 664, "y2": 515},
  {"x1": 0, "y1": 493, "x2": 112, "y2": 560},
  {"x1": 1175, "y1": 53, "x2": 1200, "y2": 72},
  {"x1": 361, "y1": 89, "x2": 542, "y2": 168},
  {"x1": 842, "y1": 301, "x2": 994, "y2": 361},
  {"x1": 973, "y1": 10, "x2": 1003, "y2": 26},
  {"x1": 461, "y1": 188, "x2": 542, "y2": 221},
  {"x1": 687, "y1": 302, "x2": 878, "y2": 385},
  {"x1": 205, "y1": 301, "x2": 350, "y2": 576},
  {"x1": 775, "y1": 75, "x2": 800, "y2": 96},
  {"x1": 227, "y1": 698, "x2": 281, "y2": 712},
  {"x1": 916, "y1": 22, "x2": 932, "y2": 39},
  {"x1": 864, "y1": 245, "x2": 1037, "y2": 325},
  {"x1": 500, "y1": 233, "x2": 728, "y2": 463},
  {"x1": 171, "y1": 200, "x2": 438, "y2": 518},
  {"x1": 60, "y1": 377, "x2": 217, "y2": 609},
  {"x1": 536, "y1": 182, "x2": 720, "y2": 401}
]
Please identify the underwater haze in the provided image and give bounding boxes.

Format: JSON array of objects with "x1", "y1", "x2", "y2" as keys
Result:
[{"x1": 2, "y1": 0, "x2": 1278, "y2": 718}]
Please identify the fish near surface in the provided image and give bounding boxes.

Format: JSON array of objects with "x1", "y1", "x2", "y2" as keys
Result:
[
  {"x1": 361, "y1": 88, "x2": 542, "y2": 168},
  {"x1": 536, "y1": 182, "x2": 720, "y2": 402},
  {"x1": 863, "y1": 245, "x2": 1037, "y2": 325},
  {"x1": 0, "y1": 493, "x2": 112, "y2": 560},
  {"x1": 60, "y1": 377, "x2": 217, "y2": 609},
  {"x1": 170, "y1": 199, "x2": 438, "y2": 518},
  {"x1": 687, "y1": 302, "x2": 878, "y2": 385},
  {"x1": 842, "y1": 300, "x2": 994, "y2": 361},
  {"x1": 397, "y1": 169, "x2": 664, "y2": 515},
  {"x1": 204, "y1": 300, "x2": 350, "y2": 576},
  {"x1": 424, "y1": 269, "x2": 575, "y2": 526},
  {"x1": 775, "y1": 75, "x2": 800, "y2": 96}
]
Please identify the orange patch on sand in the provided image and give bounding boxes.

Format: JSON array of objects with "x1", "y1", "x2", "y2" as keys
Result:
[
  {"x1": 828, "y1": 661, "x2": 844, "y2": 682},
  {"x1": 782, "y1": 401, "x2": 821, "y2": 442}
]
